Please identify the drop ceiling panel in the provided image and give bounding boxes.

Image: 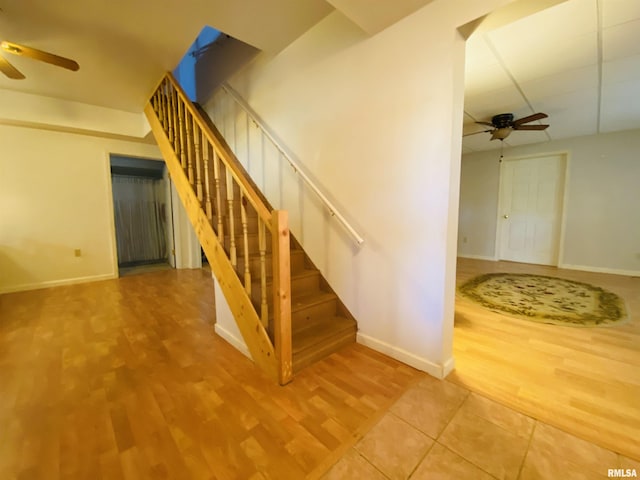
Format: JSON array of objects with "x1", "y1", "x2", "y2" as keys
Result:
[
  {"x1": 544, "y1": 103, "x2": 599, "y2": 138},
  {"x1": 495, "y1": 32, "x2": 598, "y2": 83},
  {"x1": 601, "y1": 0, "x2": 640, "y2": 28},
  {"x1": 489, "y1": 0, "x2": 596, "y2": 42},
  {"x1": 532, "y1": 88, "x2": 599, "y2": 115},
  {"x1": 465, "y1": 35, "x2": 497, "y2": 71},
  {"x1": 600, "y1": 81, "x2": 640, "y2": 132},
  {"x1": 464, "y1": 86, "x2": 525, "y2": 121},
  {"x1": 602, "y1": 19, "x2": 640, "y2": 61},
  {"x1": 464, "y1": 63, "x2": 514, "y2": 97},
  {"x1": 602, "y1": 54, "x2": 640, "y2": 84},
  {"x1": 518, "y1": 65, "x2": 598, "y2": 101}
]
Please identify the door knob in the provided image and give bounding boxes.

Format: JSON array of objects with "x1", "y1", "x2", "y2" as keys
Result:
[{"x1": 503, "y1": 214, "x2": 509, "y2": 219}]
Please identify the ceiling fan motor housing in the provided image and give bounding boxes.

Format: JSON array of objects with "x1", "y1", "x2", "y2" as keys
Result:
[{"x1": 492, "y1": 113, "x2": 514, "y2": 128}]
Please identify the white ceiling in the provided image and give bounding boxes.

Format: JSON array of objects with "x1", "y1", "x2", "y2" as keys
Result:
[
  {"x1": 0, "y1": 0, "x2": 333, "y2": 112},
  {"x1": 325, "y1": 0, "x2": 435, "y2": 34},
  {"x1": 463, "y1": 0, "x2": 640, "y2": 152},
  {"x1": 2, "y1": 0, "x2": 638, "y2": 147},
  {"x1": 0, "y1": 0, "x2": 438, "y2": 115}
]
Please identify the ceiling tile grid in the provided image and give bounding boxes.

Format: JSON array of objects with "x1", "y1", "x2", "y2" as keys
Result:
[{"x1": 463, "y1": 0, "x2": 640, "y2": 152}]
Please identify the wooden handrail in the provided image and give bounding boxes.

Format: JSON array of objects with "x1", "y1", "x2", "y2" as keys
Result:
[
  {"x1": 220, "y1": 83, "x2": 365, "y2": 246},
  {"x1": 167, "y1": 74, "x2": 273, "y2": 227},
  {"x1": 146, "y1": 73, "x2": 292, "y2": 385}
]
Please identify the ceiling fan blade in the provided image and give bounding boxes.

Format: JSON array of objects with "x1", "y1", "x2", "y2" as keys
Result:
[
  {"x1": 513, "y1": 112, "x2": 548, "y2": 126},
  {"x1": 1, "y1": 41, "x2": 79, "y2": 71},
  {"x1": 514, "y1": 124, "x2": 549, "y2": 131},
  {"x1": 463, "y1": 129, "x2": 493, "y2": 137},
  {"x1": 0, "y1": 55, "x2": 25, "y2": 79}
]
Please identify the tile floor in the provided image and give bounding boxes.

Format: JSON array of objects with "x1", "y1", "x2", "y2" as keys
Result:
[{"x1": 322, "y1": 375, "x2": 640, "y2": 479}]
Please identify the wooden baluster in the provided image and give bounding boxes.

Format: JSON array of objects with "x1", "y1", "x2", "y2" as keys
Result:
[
  {"x1": 157, "y1": 86, "x2": 165, "y2": 131},
  {"x1": 164, "y1": 81, "x2": 173, "y2": 144},
  {"x1": 240, "y1": 192, "x2": 251, "y2": 295},
  {"x1": 212, "y1": 150, "x2": 224, "y2": 241},
  {"x1": 172, "y1": 88, "x2": 180, "y2": 157},
  {"x1": 192, "y1": 119, "x2": 204, "y2": 203},
  {"x1": 258, "y1": 219, "x2": 268, "y2": 327},
  {"x1": 202, "y1": 138, "x2": 213, "y2": 221},
  {"x1": 151, "y1": 90, "x2": 158, "y2": 117},
  {"x1": 185, "y1": 109, "x2": 195, "y2": 186},
  {"x1": 168, "y1": 84, "x2": 175, "y2": 148},
  {"x1": 271, "y1": 210, "x2": 292, "y2": 385},
  {"x1": 226, "y1": 169, "x2": 237, "y2": 267},
  {"x1": 177, "y1": 99, "x2": 188, "y2": 171}
]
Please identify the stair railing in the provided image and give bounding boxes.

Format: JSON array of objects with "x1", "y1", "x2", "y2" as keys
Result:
[
  {"x1": 218, "y1": 82, "x2": 365, "y2": 246},
  {"x1": 145, "y1": 73, "x2": 292, "y2": 384}
]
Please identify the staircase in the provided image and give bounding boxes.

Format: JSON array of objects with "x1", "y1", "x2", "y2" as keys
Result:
[{"x1": 145, "y1": 73, "x2": 356, "y2": 384}]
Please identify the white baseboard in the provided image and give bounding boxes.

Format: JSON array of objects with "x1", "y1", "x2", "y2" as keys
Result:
[
  {"x1": 457, "y1": 253, "x2": 497, "y2": 261},
  {"x1": 214, "y1": 323, "x2": 251, "y2": 359},
  {"x1": 559, "y1": 263, "x2": 640, "y2": 277},
  {"x1": 357, "y1": 333, "x2": 455, "y2": 379},
  {"x1": 0, "y1": 272, "x2": 117, "y2": 294}
]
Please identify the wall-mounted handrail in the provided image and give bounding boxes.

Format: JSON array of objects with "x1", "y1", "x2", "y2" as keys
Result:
[{"x1": 220, "y1": 83, "x2": 365, "y2": 246}]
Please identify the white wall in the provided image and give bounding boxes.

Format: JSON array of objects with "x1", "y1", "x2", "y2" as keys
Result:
[
  {"x1": 0, "y1": 124, "x2": 161, "y2": 293},
  {"x1": 203, "y1": 0, "x2": 512, "y2": 377},
  {"x1": 458, "y1": 129, "x2": 640, "y2": 275}
]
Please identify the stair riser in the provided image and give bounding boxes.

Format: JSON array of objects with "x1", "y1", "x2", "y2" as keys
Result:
[
  {"x1": 237, "y1": 250, "x2": 305, "y2": 279},
  {"x1": 292, "y1": 298, "x2": 338, "y2": 329},
  {"x1": 213, "y1": 215, "x2": 260, "y2": 235},
  {"x1": 250, "y1": 272, "x2": 321, "y2": 307},
  {"x1": 224, "y1": 233, "x2": 271, "y2": 254}
]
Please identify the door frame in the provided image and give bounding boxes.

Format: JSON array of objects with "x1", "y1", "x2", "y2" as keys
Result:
[
  {"x1": 106, "y1": 153, "x2": 180, "y2": 275},
  {"x1": 494, "y1": 150, "x2": 571, "y2": 266}
]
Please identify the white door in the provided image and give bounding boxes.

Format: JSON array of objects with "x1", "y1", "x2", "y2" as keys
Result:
[{"x1": 498, "y1": 154, "x2": 565, "y2": 265}]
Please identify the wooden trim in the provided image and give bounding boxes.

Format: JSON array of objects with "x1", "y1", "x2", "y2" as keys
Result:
[
  {"x1": 145, "y1": 103, "x2": 278, "y2": 382},
  {"x1": 271, "y1": 210, "x2": 292, "y2": 385}
]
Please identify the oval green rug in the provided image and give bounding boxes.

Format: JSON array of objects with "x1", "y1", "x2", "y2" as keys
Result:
[{"x1": 458, "y1": 273, "x2": 628, "y2": 327}]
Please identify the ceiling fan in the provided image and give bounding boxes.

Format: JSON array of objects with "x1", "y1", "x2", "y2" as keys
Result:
[
  {"x1": 464, "y1": 112, "x2": 549, "y2": 141},
  {"x1": 0, "y1": 40, "x2": 79, "y2": 80}
]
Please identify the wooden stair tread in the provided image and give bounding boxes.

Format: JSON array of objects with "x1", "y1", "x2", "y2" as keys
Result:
[
  {"x1": 259, "y1": 268, "x2": 319, "y2": 287},
  {"x1": 291, "y1": 291, "x2": 336, "y2": 312}
]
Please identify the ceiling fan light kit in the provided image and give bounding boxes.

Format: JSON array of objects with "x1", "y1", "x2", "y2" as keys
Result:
[{"x1": 0, "y1": 40, "x2": 79, "y2": 79}]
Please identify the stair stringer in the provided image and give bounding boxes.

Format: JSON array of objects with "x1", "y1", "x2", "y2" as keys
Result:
[{"x1": 144, "y1": 103, "x2": 279, "y2": 381}]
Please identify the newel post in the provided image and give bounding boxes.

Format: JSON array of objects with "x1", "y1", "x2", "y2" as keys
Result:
[{"x1": 271, "y1": 210, "x2": 292, "y2": 385}]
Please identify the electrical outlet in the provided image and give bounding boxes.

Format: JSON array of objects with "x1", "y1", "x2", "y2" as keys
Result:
[{"x1": 74, "y1": 248, "x2": 82, "y2": 257}]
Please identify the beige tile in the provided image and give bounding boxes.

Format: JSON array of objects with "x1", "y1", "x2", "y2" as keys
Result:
[
  {"x1": 439, "y1": 407, "x2": 529, "y2": 479},
  {"x1": 321, "y1": 448, "x2": 387, "y2": 480},
  {"x1": 459, "y1": 392, "x2": 535, "y2": 440},
  {"x1": 390, "y1": 377, "x2": 469, "y2": 439},
  {"x1": 524, "y1": 422, "x2": 618, "y2": 477},
  {"x1": 355, "y1": 412, "x2": 433, "y2": 480},
  {"x1": 411, "y1": 442, "x2": 495, "y2": 480}
]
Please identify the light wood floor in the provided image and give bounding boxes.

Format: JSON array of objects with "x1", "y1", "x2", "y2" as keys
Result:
[
  {"x1": 0, "y1": 269, "x2": 422, "y2": 479},
  {"x1": 449, "y1": 258, "x2": 640, "y2": 462}
]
